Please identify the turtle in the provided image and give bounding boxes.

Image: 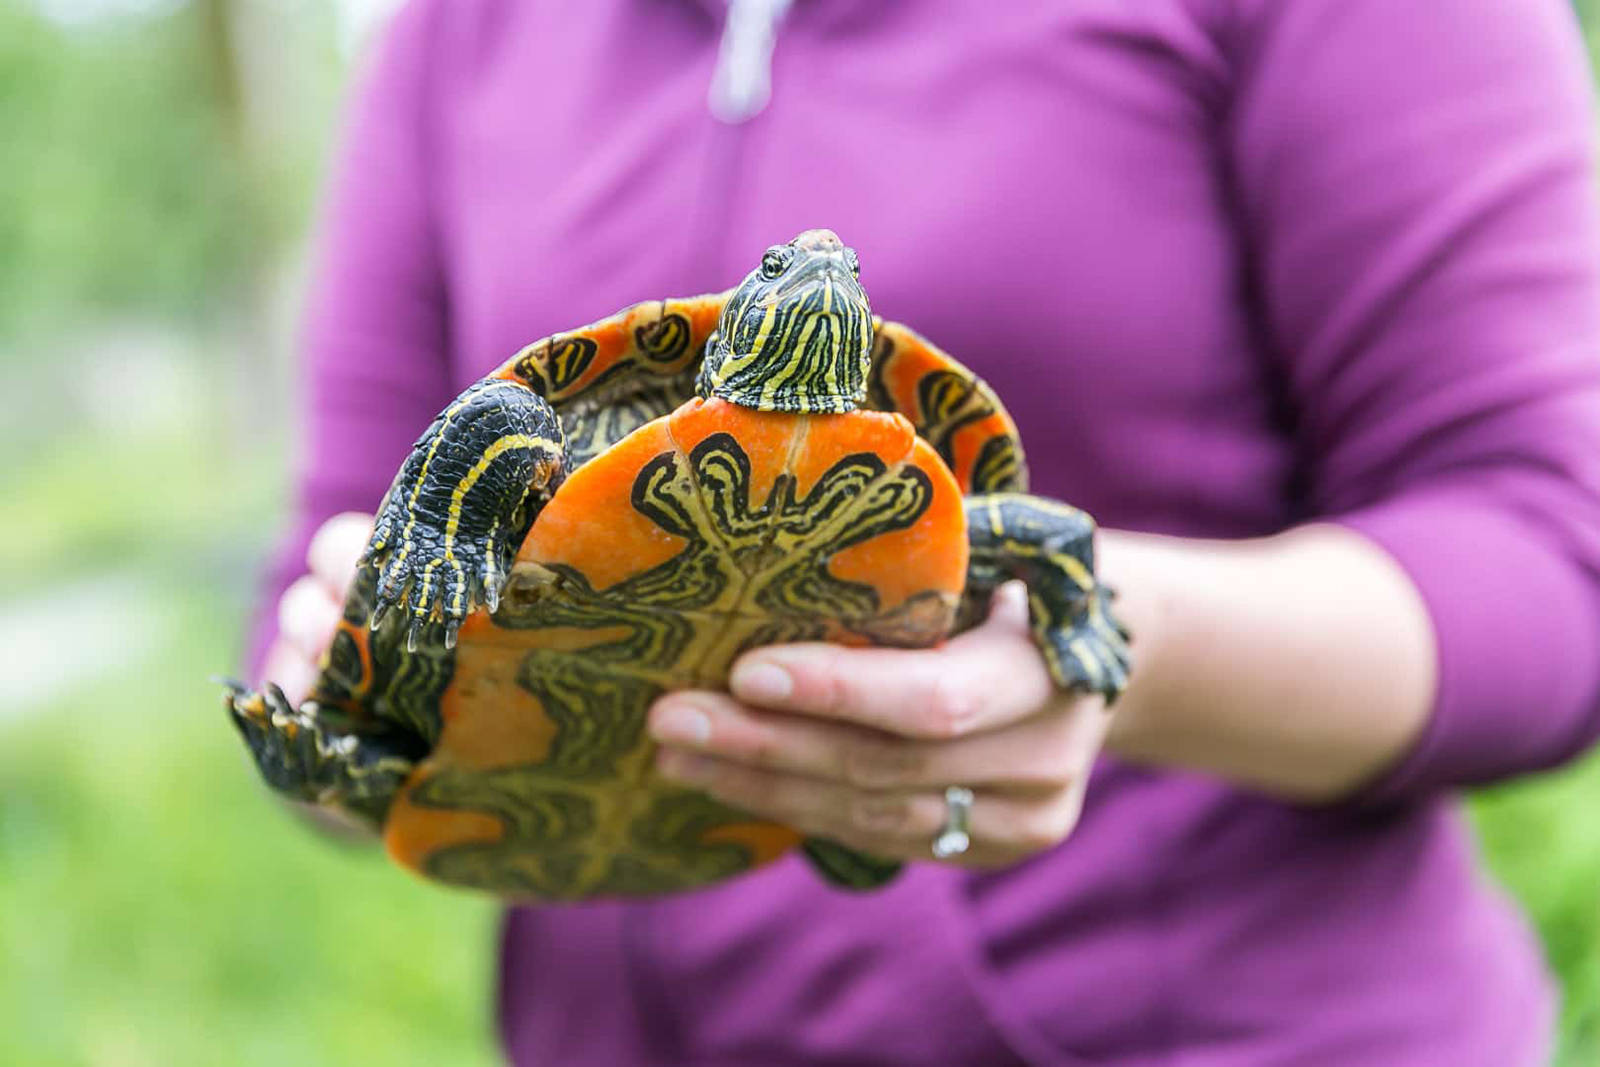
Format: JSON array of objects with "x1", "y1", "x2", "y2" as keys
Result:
[{"x1": 224, "y1": 229, "x2": 1130, "y2": 901}]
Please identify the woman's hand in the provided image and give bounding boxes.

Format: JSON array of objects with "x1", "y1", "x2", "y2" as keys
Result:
[
  {"x1": 258, "y1": 512, "x2": 373, "y2": 703},
  {"x1": 647, "y1": 582, "x2": 1111, "y2": 867}
]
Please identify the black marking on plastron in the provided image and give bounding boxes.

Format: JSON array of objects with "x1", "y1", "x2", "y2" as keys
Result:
[
  {"x1": 684, "y1": 433, "x2": 773, "y2": 544},
  {"x1": 413, "y1": 774, "x2": 601, "y2": 896},
  {"x1": 753, "y1": 455, "x2": 935, "y2": 628}
]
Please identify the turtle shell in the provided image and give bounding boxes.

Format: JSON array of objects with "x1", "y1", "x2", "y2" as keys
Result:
[{"x1": 373, "y1": 397, "x2": 968, "y2": 899}]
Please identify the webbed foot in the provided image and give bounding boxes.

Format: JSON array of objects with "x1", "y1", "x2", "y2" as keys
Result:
[
  {"x1": 360, "y1": 377, "x2": 567, "y2": 649},
  {"x1": 1035, "y1": 583, "x2": 1131, "y2": 702},
  {"x1": 222, "y1": 679, "x2": 425, "y2": 828},
  {"x1": 964, "y1": 493, "x2": 1132, "y2": 705}
]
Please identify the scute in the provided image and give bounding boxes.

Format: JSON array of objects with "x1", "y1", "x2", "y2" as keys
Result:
[{"x1": 381, "y1": 398, "x2": 969, "y2": 898}]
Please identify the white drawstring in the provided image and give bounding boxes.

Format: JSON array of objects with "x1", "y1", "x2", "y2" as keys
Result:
[{"x1": 707, "y1": 0, "x2": 794, "y2": 124}]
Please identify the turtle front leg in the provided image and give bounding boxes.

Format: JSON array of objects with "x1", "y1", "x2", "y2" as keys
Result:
[
  {"x1": 963, "y1": 494, "x2": 1131, "y2": 703},
  {"x1": 366, "y1": 378, "x2": 567, "y2": 650},
  {"x1": 223, "y1": 682, "x2": 426, "y2": 829}
]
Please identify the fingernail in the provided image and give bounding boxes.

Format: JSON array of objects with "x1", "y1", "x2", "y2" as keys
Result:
[
  {"x1": 650, "y1": 702, "x2": 712, "y2": 747},
  {"x1": 731, "y1": 660, "x2": 792, "y2": 704}
]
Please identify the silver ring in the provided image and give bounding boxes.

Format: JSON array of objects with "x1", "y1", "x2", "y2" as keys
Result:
[{"x1": 931, "y1": 786, "x2": 975, "y2": 859}]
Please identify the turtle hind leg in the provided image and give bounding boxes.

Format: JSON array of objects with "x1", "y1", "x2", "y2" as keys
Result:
[
  {"x1": 222, "y1": 681, "x2": 425, "y2": 830},
  {"x1": 964, "y1": 494, "x2": 1132, "y2": 704},
  {"x1": 365, "y1": 377, "x2": 567, "y2": 651},
  {"x1": 801, "y1": 838, "x2": 903, "y2": 891}
]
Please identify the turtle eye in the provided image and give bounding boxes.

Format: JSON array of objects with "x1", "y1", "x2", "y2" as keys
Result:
[{"x1": 760, "y1": 248, "x2": 789, "y2": 279}]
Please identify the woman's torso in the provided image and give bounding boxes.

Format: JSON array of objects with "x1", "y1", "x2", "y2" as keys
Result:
[{"x1": 400, "y1": 1, "x2": 1553, "y2": 1062}]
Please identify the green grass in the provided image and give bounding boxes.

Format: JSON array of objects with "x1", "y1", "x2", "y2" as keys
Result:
[
  {"x1": 0, "y1": 418, "x2": 500, "y2": 1067},
  {"x1": 1474, "y1": 761, "x2": 1600, "y2": 1065}
]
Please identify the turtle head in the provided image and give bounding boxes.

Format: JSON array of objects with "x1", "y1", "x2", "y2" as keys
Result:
[{"x1": 698, "y1": 229, "x2": 874, "y2": 413}]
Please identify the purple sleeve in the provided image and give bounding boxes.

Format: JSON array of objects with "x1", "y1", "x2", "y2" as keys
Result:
[
  {"x1": 1228, "y1": 0, "x2": 1600, "y2": 798},
  {"x1": 245, "y1": 0, "x2": 452, "y2": 676}
]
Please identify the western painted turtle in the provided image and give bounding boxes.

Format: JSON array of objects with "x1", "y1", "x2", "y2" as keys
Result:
[{"x1": 225, "y1": 229, "x2": 1130, "y2": 900}]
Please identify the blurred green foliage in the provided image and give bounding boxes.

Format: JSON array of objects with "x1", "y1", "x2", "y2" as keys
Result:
[
  {"x1": 0, "y1": 2, "x2": 238, "y2": 339},
  {"x1": 2, "y1": 2, "x2": 1600, "y2": 1066},
  {"x1": 0, "y1": 3, "x2": 501, "y2": 1065}
]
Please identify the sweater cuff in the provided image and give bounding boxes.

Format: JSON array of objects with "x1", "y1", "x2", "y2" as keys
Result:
[{"x1": 1330, "y1": 489, "x2": 1600, "y2": 804}]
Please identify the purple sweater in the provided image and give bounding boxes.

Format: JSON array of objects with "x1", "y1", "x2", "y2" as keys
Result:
[{"x1": 258, "y1": 1, "x2": 1600, "y2": 1062}]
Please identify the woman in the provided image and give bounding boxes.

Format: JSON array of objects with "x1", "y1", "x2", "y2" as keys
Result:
[{"x1": 256, "y1": 1, "x2": 1600, "y2": 1062}]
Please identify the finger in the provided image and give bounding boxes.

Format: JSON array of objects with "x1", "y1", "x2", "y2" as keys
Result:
[
  {"x1": 650, "y1": 689, "x2": 1106, "y2": 792},
  {"x1": 656, "y1": 748, "x2": 943, "y2": 859},
  {"x1": 259, "y1": 638, "x2": 319, "y2": 707},
  {"x1": 656, "y1": 751, "x2": 1085, "y2": 867},
  {"x1": 307, "y1": 512, "x2": 374, "y2": 597},
  {"x1": 278, "y1": 574, "x2": 343, "y2": 663},
  {"x1": 726, "y1": 585, "x2": 1053, "y2": 739}
]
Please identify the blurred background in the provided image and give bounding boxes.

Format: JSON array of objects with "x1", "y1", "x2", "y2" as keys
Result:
[{"x1": 2, "y1": 1, "x2": 1600, "y2": 1064}]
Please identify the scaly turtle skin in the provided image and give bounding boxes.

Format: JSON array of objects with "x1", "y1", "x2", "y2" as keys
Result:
[{"x1": 225, "y1": 230, "x2": 1130, "y2": 900}]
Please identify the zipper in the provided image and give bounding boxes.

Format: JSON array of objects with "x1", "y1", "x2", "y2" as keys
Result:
[
  {"x1": 683, "y1": 0, "x2": 792, "y2": 281},
  {"x1": 707, "y1": 0, "x2": 794, "y2": 123}
]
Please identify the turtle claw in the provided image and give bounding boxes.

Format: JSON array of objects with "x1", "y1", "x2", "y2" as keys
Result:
[
  {"x1": 360, "y1": 516, "x2": 512, "y2": 650},
  {"x1": 1038, "y1": 586, "x2": 1132, "y2": 705},
  {"x1": 222, "y1": 677, "x2": 422, "y2": 827},
  {"x1": 482, "y1": 550, "x2": 503, "y2": 616},
  {"x1": 212, "y1": 674, "x2": 248, "y2": 698}
]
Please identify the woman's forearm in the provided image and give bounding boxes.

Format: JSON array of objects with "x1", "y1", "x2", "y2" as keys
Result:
[{"x1": 1098, "y1": 524, "x2": 1436, "y2": 802}]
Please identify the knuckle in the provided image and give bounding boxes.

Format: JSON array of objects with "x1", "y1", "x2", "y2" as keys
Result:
[
  {"x1": 817, "y1": 656, "x2": 856, "y2": 716},
  {"x1": 1016, "y1": 717, "x2": 1078, "y2": 789},
  {"x1": 920, "y1": 673, "x2": 978, "y2": 739},
  {"x1": 842, "y1": 739, "x2": 924, "y2": 789},
  {"x1": 847, "y1": 793, "x2": 913, "y2": 836},
  {"x1": 740, "y1": 725, "x2": 787, "y2": 770},
  {"x1": 1018, "y1": 797, "x2": 1081, "y2": 853}
]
